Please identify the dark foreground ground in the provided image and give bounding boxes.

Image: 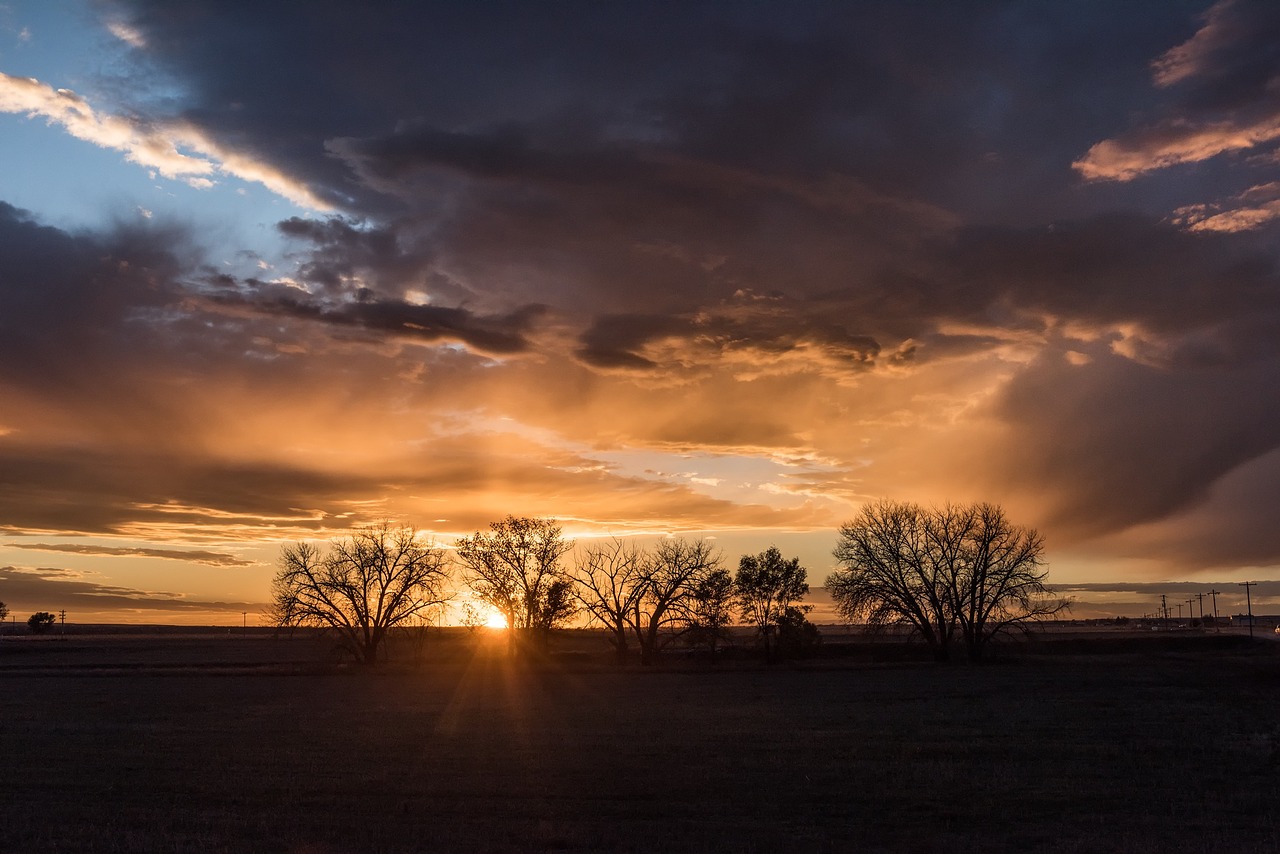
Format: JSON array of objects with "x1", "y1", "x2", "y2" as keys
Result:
[{"x1": 2, "y1": 630, "x2": 1278, "y2": 853}]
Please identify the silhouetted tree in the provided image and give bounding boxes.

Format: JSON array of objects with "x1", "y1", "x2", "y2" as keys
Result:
[
  {"x1": 27, "y1": 611, "x2": 55, "y2": 634},
  {"x1": 735, "y1": 547, "x2": 809, "y2": 660},
  {"x1": 572, "y1": 537, "x2": 724, "y2": 664},
  {"x1": 456, "y1": 516, "x2": 576, "y2": 653},
  {"x1": 632, "y1": 538, "x2": 723, "y2": 665},
  {"x1": 685, "y1": 567, "x2": 735, "y2": 658},
  {"x1": 827, "y1": 500, "x2": 956, "y2": 660},
  {"x1": 572, "y1": 538, "x2": 647, "y2": 663},
  {"x1": 268, "y1": 522, "x2": 453, "y2": 666},
  {"x1": 828, "y1": 500, "x2": 1067, "y2": 661},
  {"x1": 0, "y1": 600, "x2": 8, "y2": 625},
  {"x1": 948, "y1": 503, "x2": 1068, "y2": 660},
  {"x1": 775, "y1": 605, "x2": 821, "y2": 657}
]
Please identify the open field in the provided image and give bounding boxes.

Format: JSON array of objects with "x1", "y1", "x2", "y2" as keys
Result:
[{"x1": 2, "y1": 630, "x2": 1279, "y2": 852}]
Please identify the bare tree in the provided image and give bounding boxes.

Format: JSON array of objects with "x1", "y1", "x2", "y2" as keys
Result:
[
  {"x1": 734, "y1": 546, "x2": 809, "y2": 660},
  {"x1": 828, "y1": 500, "x2": 1067, "y2": 661},
  {"x1": 828, "y1": 500, "x2": 957, "y2": 660},
  {"x1": 455, "y1": 516, "x2": 576, "y2": 653},
  {"x1": 268, "y1": 522, "x2": 453, "y2": 666},
  {"x1": 632, "y1": 538, "x2": 723, "y2": 665},
  {"x1": 949, "y1": 503, "x2": 1068, "y2": 660},
  {"x1": 572, "y1": 538, "x2": 647, "y2": 663}
]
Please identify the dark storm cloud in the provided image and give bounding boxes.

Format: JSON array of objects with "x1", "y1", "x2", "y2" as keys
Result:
[
  {"x1": 577, "y1": 301, "x2": 881, "y2": 373},
  {"x1": 1077, "y1": 0, "x2": 1280, "y2": 192},
  {"x1": 0, "y1": 442, "x2": 379, "y2": 536},
  {"x1": 0, "y1": 566, "x2": 256, "y2": 613},
  {"x1": 203, "y1": 284, "x2": 544, "y2": 356},
  {"x1": 938, "y1": 215, "x2": 1280, "y2": 338},
  {"x1": 0, "y1": 202, "x2": 186, "y2": 387},
  {"x1": 99, "y1": 0, "x2": 1208, "y2": 303},
  {"x1": 5, "y1": 0, "x2": 1278, "y2": 577},
  {"x1": 990, "y1": 349, "x2": 1280, "y2": 538}
]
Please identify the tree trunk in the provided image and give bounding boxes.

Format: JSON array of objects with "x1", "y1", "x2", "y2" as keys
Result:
[{"x1": 612, "y1": 631, "x2": 630, "y2": 665}]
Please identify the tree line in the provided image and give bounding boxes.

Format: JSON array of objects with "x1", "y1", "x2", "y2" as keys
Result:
[{"x1": 268, "y1": 501, "x2": 1063, "y2": 665}]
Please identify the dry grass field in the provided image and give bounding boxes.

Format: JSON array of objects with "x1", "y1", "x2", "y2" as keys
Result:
[{"x1": 2, "y1": 629, "x2": 1279, "y2": 852}]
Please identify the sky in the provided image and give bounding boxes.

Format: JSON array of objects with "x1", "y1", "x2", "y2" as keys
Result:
[{"x1": 2, "y1": 0, "x2": 1280, "y2": 624}]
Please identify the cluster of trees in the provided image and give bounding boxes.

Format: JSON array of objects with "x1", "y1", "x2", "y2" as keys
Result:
[
  {"x1": 826, "y1": 500, "x2": 1066, "y2": 661},
  {"x1": 0, "y1": 601, "x2": 61, "y2": 635},
  {"x1": 270, "y1": 516, "x2": 817, "y2": 665},
  {"x1": 269, "y1": 501, "x2": 1062, "y2": 666},
  {"x1": 572, "y1": 538, "x2": 813, "y2": 664}
]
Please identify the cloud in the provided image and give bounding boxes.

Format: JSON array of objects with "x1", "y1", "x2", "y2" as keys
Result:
[
  {"x1": 576, "y1": 296, "x2": 882, "y2": 380},
  {"x1": 1075, "y1": 114, "x2": 1280, "y2": 181},
  {"x1": 0, "y1": 0, "x2": 1277, "y2": 594},
  {"x1": 1076, "y1": 0, "x2": 1280, "y2": 182},
  {"x1": 1173, "y1": 181, "x2": 1280, "y2": 231},
  {"x1": 199, "y1": 285, "x2": 545, "y2": 357},
  {"x1": 4, "y1": 543, "x2": 255, "y2": 567},
  {"x1": 0, "y1": 72, "x2": 329, "y2": 209},
  {"x1": 0, "y1": 565, "x2": 259, "y2": 617}
]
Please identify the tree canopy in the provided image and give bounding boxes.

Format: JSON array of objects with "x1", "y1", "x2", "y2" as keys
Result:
[
  {"x1": 455, "y1": 516, "x2": 577, "y2": 652},
  {"x1": 268, "y1": 522, "x2": 453, "y2": 665},
  {"x1": 827, "y1": 500, "x2": 1067, "y2": 661},
  {"x1": 735, "y1": 546, "x2": 810, "y2": 659}
]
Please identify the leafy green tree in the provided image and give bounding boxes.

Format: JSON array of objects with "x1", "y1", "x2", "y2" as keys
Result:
[
  {"x1": 268, "y1": 522, "x2": 453, "y2": 666},
  {"x1": 734, "y1": 547, "x2": 809, "y2": 660},
  {"x1": 456, "y1": 516, "x2": 576, "y2": 653},
  {"x1": 27, "y1": 611, "x2": 55, "y2": 634}
]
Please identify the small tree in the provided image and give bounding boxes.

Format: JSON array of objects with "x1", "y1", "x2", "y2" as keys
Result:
[
  {"x1": 268, "y1": 522, "x2": 453, "y2": 666},
  {"x1": 0, "y1": 601, "x2": 8, "y2": 624},
  {"x1": 685, "y1": 567, "x2": 735, "y2": 658},
  {"x1": 735, "y1": 547, "x2": 809, "y2": 660},
  {"x1": 456, "y1": 516, "x2": 576, "y2": 653},
  {"x1": 27, "y1": 611, "x2": 56, "y2": 634}
]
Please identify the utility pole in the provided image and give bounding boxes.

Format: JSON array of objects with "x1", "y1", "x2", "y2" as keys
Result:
[
  {"x1": 1187, "y1": 599, "x2": 1196, "y2": 627},
  {"x1": 1176, "y1": 603, "x2": 1183, "y2": 624},
  {"x1": 1208, "y1": 589, "x2": 1221, "y2": 631},
  {"x1": 1239, "y1": 582, "x2": 1257, "y2": 637},
  {"x1": 1195, "y1": 592, "x2": 1205, "y2": 624},
  {"x1": 59, "y1": 609, "x2": 66, "y2": 636},
  {"x1": 242, "y1": 612, "x2": 248, "y2": 636},
  {"x1": 1161, "y1": 594, "x2": 1169, "y2": 631}
]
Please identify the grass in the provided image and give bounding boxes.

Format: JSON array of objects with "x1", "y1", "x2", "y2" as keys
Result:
[{"x1": 1, "y1": 631, "x2": 1279, "y2": 852}]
